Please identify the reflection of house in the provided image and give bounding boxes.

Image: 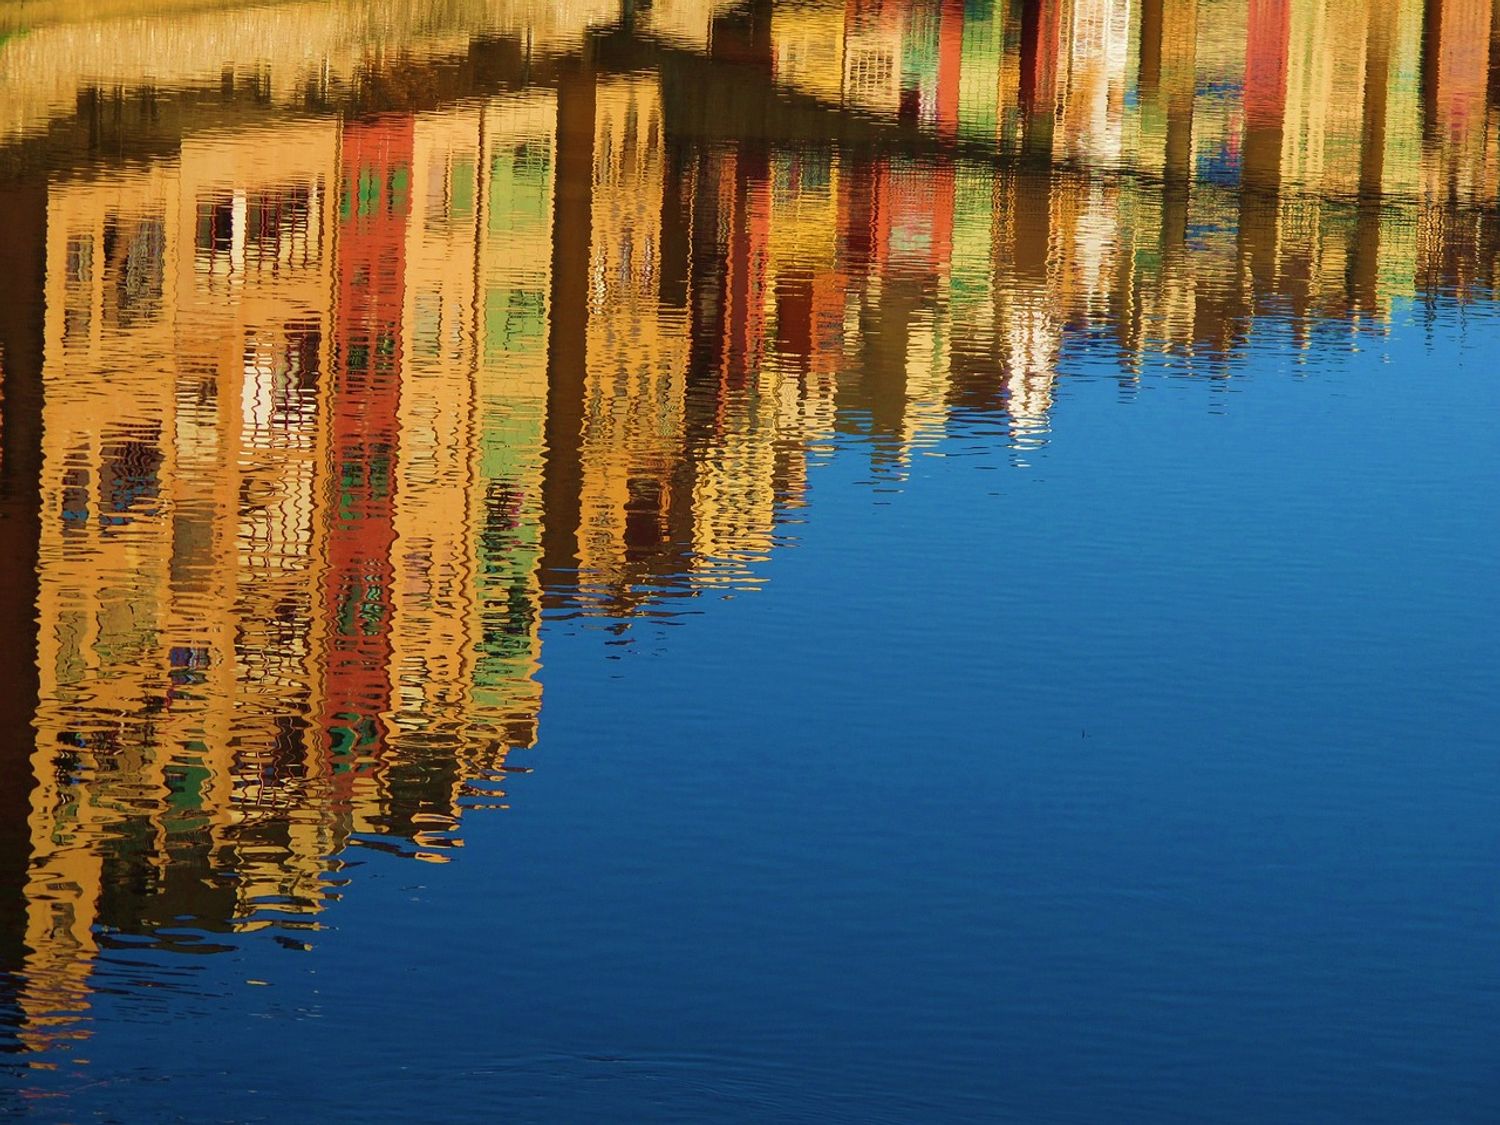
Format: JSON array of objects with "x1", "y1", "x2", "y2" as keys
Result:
[
  {"x1": 386, "y1": 95, "x2": 553, "y2": 844},
  {"x1": 576, "y1": 76, "x2": 692, "y2": 607},
  {"x1": 173, "y1": 120, "x2": 343, "y2": 909},
  {"x1": 991, "y1": 167, "x2": 1062, "y2": 440},
  {"x1": 1280, "y1": 0, "x2": 1369, "y2": 195},
  {"x1": 767, "y1": 147, "x2": 845, "y2": 384},
  {"x1": 24, "y1": 119, "x2": 343, "y2": 1050},
  {"x1": 322, "y1": 115, "x2": 411, "y2": 838},
  {"x1": 772, "y1": 0, "x2": 846, "y2": 105},
  {"x1": 15, "y1": 96, "x2": 558, "y2": 1048},
  {"x1": 843, "y1": 0, "x2": 904, "y2": 117},
  {"x1": 1055, "y1": 0, "x2": 1132, "y2": 165},
  {"x1": 947, "y1": 160, "x2": 999, "y2": 368},
  {"x1": 1017, "y1": 0, "x2": 1066, "y2": 150},
  {"x1": 0, "y1": 0, "x2": 616, "y2": 142},
  {"x1": 388, "y1": 106, "x2": 487, "y2": 852},
  {"x1": 643, "y1": 0, "x2": 729, "y2": 50},
  {"x1": 471, "y1": 92, "x2": 555, "y2": 760},
  {"x1": 1372, "y1": 0, "x2": 1424, "y2": 201},
  {"x1": 1423, "y1": 0, "x2": 1493, "y2": 201},
  {"x1": 1187, "y1": 0, "x2": 1247, "y2": 188},
  {"x1": 956, "y1": 0, "x2": 1005, "y2": 142},
  {"x1": 687, "y1": 146, "x2": 842, "y2": 577},
  {"x1": 893, "y1": 0, "x2": 945, "y2": 130}
]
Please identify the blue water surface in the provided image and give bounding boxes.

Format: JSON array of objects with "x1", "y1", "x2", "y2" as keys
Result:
[{"x1": 13, "y1": 302, "x2": 1496, "y2": 1123}]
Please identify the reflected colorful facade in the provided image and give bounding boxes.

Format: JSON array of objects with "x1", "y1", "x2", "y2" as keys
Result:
[{"x1": 3, "y1": 0, "x2": 1500, "y2": 1059}]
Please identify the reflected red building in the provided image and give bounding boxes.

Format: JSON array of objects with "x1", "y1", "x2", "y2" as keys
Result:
[
  {"x1": 1244, "y1": 0, "x2": 1290, "y2": 128},
  {"x1": 935, "y1": 0, "x2": 965, "y2": 138},
  {"x1": 1242, "y1": 0, "x2": 1290, "y2": 197},
  {"x1": 1019, "y1": 0, "x2": 1064, "y2": 121},
  {"x1": 323, "y1": 116, "x2": 413, "y2": 790}
]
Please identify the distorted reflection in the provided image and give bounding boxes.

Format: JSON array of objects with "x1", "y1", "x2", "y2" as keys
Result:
[{"x1": 1, "y1": 0, "x2": 1499, "y2": 1060}]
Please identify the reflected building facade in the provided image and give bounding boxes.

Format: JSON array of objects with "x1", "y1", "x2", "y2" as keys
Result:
[{"x1": 4, "y1": 0, "x2": 1500, "y2": 1060}]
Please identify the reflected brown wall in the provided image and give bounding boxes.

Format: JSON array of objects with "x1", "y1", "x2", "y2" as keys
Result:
[
  {"x1": 541, "y1": 63, "x2": 596, "y2": 602},
  {"x1": 0, "y1": 179, "x2": 46, "y2": 1036}
]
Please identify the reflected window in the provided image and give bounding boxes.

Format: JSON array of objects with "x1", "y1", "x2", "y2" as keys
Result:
[
  {"x1": 283, "y1": 323, "x2": 322, "y2": 396},
  {"x1": 63, "y1": 233, "x2": 95, "y2": 343},
  {"x1": 246, "y1": 188, "x2": 313, "y2": 269},
  {"x1": 60, "y1": 458, "x2": 89, "y2": 529},
  {"x1": 450, "y1": 159, "x2": 476, "y2": 218},
  {"x1": 389, "y1": 165, "x2": 410, "y2": 214},
  {"x1": 344, "y1": 165, "x2": 411, "y2": 220},
  {"x1": 64, "y1": 305, "x2": 91, "y2": 345},
  {"x1": 489, "y1": 141, "x2": 552, "y2": 234},
  {"x1": 168, "y1": 646, "x2": 212, "y2": 689},
  {"x1": 414, "y1": 292, "x2": 442, "y2": 357},
  {"x1": 169, "y1": 645, "x2": 211, "y2": 668},
  {"x1": 107, "y1": 217, "x2": 166, "y2": 327},
  {"x1": 624, "y1": 476, "x2": 666, "y2": 560},
  {"x1": 485, "y1": 288, "x2": 545, "y2": 355},
  {"x1": 197, "y1": 188, "x2": 315, "y2": 275},
  {"x1": 425, "y1": 157, "x2": 447, "y2": 228},
  {"x1": 847, "y1": 49, "x2": 895, "y2": 103},
  {"x1": 196, "y1": 196, "x2": 235, "y2": 274},
  {"x1": 98, "y1": 426, "x2": 164, "y2": 527},
  {"x1": 66, "y1": 234, "x2": 94, "y2": 283}
]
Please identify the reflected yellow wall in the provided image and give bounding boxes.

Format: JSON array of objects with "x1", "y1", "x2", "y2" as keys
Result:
[
  {"x1": 174, "y1": 119, "x2": 343, "y2": 907},
  {"x1": 577, "y1": 75, "x2": 690, "y2": 603},
  {"x1": 0, "y1": 0, "x2": 616, "y2": 141},
  {"x1": 25, "y1": 117, "x2": 347, "y2": 1047},
  {"x1": 28, "y1": 165, "x2": 180, "y2": 1053},
  {"x1": 469, "y1": 91, "x2": 554, "y2": 754},
  {"x1": 773, "y1": 0, "x2": 847, "y2": 105},
  {"x1": 387, "y1": 94, "x2": 551, "y2": 829},
  {"x1": 843, "y1": 4, "x2": 903, "y2": 117},
  {"x1": 644, "y1": 0, "x2": 738, "y2": 50},
  {"x1": 392, "y1": 104, "x2": 485, "y2": 752}
]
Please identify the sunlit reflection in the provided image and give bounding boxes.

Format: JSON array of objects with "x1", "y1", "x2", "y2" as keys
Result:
[{"x1": 1, "y1": 0, "x2": 1499, "y2": 1061}]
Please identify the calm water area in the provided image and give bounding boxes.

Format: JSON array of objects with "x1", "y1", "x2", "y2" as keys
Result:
[{"x1": 1, "y1": 0, "x2": 1498, "y2": 1119}]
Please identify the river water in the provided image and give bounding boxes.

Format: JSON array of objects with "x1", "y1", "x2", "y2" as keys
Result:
[{"x1": 1, "y1": 0, "x2": 1498, "y2": 1119}]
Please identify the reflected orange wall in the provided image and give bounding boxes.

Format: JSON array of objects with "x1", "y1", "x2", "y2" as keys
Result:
[
  {"x1": 386, "y1": 95, "x2": 552, "y2": 834},
  {"x1": 576, "y1": 75, "x2": 691, "y2": 604},
  {"x1": 26, "y1": 119, "x2": 344, "y2": 1048}
]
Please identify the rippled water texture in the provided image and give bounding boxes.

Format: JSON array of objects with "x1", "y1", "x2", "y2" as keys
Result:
[{"x1": 1, "y1": 0, "x2": 1498, "y2": 1118}]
